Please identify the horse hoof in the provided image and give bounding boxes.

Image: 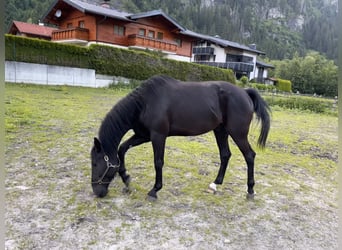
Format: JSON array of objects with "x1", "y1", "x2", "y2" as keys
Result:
[
  {"x1": 124, "y1": 175, "x2": 131, "y2": 187},
  {"x1": 246, "y1": 192, "x2": 255, "y2": 200},
  {"x1": 206, "y1": 188, "x2": 216, "y2": 194},
  {"x1": 146, "y1": 195, "x2": 157, "y2": 202},
  {"x1": 206, "y1": 183, "x2": 217, "y2": 194},
  {"x1": 122, "y1": 186, "x2": 131, "y2": 194},
  {"x1": 147, "y1": 190, "x2": 158, "y2": 201}
]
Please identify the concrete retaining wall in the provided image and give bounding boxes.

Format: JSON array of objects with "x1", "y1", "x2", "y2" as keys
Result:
[{"x1": 5, "y1": 61, "x2": 128, "y2": 88}]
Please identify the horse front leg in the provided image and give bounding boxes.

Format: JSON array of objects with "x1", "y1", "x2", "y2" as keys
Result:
[
  {"x1": 118, "y1": 134, "x2": 150, "y2": 188},
  {"x1": 147, "y1": 132, "x2": 166, "y2": 200}
]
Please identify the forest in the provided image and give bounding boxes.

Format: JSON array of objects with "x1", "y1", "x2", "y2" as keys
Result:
[{"x1": 5, "y1": 0, "x2": 338, "y2": 62}]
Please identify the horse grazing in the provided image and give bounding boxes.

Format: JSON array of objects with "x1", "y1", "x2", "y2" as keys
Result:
[{"x1": 91, "y1": 75, "x2": 270, "y2": 200}]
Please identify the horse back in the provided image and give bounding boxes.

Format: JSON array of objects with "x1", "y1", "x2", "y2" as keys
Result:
[{"x1": 138, "y1": 76, "x2": 253, "y2": 136}]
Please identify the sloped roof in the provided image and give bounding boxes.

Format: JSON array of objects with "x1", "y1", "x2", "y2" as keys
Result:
[
  {"x1": 128, "y1": 9, "x2": 186, "y2": 31},
  {"x1": 8, "y1": 21, "x2": 57, "y2": 37},
  {"x1": 181, "y1": 29, "x2": 265, "y2": 55},
  {"x1": 42, "y1": 0, "x2": 131, "y2": 22},
  {"x1": 256, "y1": 60, "x2": 275, "y2": 68}
]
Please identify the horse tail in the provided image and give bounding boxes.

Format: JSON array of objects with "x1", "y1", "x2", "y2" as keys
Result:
[{"x1": 245, "y1": 88, "x2": 271, "y2": 148}]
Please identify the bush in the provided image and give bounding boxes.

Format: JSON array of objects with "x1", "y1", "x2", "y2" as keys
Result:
[
  {"x1": 264, "y1": 95, "x2": 335, "y2": 114},
  {"x1": 240, "y1": 76, "x2": 249, "y2": 85},
  {"x1": 250, "y1": 83, "x2": 276, "y2": 91},
  {"x1": 276, "y1": 78, "x2": 292, "y2": 92}
]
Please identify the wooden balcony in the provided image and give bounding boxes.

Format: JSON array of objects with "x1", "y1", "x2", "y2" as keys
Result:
[
  {"x1": 52, "y1": 27, "x2": 89, "y2": 45},
  {"x1": 127, "y1": 34, "x2": 177, "y2": 53}
]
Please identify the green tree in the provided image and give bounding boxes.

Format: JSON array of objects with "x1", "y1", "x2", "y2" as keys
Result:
[{"x1": 270, "y1": 51, "x2": 337, "y2": 96}]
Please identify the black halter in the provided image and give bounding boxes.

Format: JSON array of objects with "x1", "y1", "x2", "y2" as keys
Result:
[{"x1": 92, "y1": 155, "x2": 120, "y2": 185}]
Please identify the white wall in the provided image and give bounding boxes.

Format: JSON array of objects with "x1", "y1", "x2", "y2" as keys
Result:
[
  {"x1": 241, "y1": 51, "x2": 257, "y2": 80},
  {"x1": 5, "y1": 61, "x2": 128, "y2": 88},
  {"x1": 166, "y1": 54, "x2": 191, "y2": 62},
  {"x1": 212, "y1": 45, "x2": 226, "y2": 62}
]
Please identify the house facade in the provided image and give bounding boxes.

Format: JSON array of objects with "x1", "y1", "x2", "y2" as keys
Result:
[{"x1": 9, "y1": 0, "x2": 273, "y2": 80}]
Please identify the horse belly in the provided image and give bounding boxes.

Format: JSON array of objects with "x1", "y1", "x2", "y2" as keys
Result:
[{"x1": 169, "y1": 105, "x2": 222, "y2": 136}]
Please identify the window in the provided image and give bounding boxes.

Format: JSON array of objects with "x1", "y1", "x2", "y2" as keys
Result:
[
  {"x1": 148, "y1": 30, "x2": 155, "y2": 38},
  {"x1": 175, "y1": 38, "x2": 182, "y2": 47},
  {"x1": 194, "y1": 54, "x2": 210, "y2": 61},
  {"x1": 138, "y1": 28, "x2": 146, "y2": 36},
  {"x1": 157, "y1": 32, "x2": 163, "y2": 40},
  {"x1": 79, "y1": 21, "x2": 85, "y2": 28},
  {"x1": 114, "y1": 25, "x2": 125, "y2": 36},
  {"x1": 67, "y1": 23, "x2": 73, "y2": 28}
]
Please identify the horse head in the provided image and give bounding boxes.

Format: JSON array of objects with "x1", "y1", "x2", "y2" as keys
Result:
[{"x1": 90, "y1": 137, "x2": 120, "y2": 197}]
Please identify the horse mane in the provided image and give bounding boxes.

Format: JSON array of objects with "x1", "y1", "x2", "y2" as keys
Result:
[{"x1": 98, "y1": 85, "x2": 144, "y2": 155}]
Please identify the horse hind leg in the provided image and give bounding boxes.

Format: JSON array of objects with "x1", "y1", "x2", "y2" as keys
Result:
[
  {"x1": 147, "y1": 132, "x2": 166, "y2": 200},
  {"x1": 208, "y1": 127, "x2": 231, "y2": 194},
  {"x1": 231, "y1": 134, "x2": 256, "y2": 199}
]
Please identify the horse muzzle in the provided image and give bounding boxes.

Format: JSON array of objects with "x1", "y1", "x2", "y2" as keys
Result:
[{"x1": 92, "y1": 183, "x2": 109, "y2": 198}]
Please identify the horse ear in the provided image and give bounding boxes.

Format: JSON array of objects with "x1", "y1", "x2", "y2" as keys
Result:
[{"x1": 94, "y1": 137, "x2": 102, "y2": 152}]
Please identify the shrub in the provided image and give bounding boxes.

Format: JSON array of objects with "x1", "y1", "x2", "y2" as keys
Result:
[
  {"x1": 250, "y1": 83, "x2": 276, "y2": 92},
  {"x1": 264, "y1": 95, "x2": 335, "y2": 114},
  {"x1": 240, "y1": 76, "x2": 249, "y2": 85},
  {"x1": 276, "y1": 78, "x2": 292, "y2": 93}
]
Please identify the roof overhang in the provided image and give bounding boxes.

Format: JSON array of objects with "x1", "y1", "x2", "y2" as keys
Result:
[
  {"x1": 181, "y1": 29, "x2": 265, "y2": 55},
  {"x1": 128, "y1": 10, "x2": 186, "y2": 31},
  {"x1": 42, "y1": 0, "x2": 130, "y2": 25}
]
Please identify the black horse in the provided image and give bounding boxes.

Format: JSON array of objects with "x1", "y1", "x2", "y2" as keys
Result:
[{"x1": 91, "y1": 75, "x2": 270, "y2": 200}]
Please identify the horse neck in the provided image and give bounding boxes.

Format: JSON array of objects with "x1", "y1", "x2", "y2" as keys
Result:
[
  {"x1": 98, "y1": 94, "x2": 142, "y2": 158},
  {"x1": 98, "y1": 109, "x2": 132, "y2": 159}
]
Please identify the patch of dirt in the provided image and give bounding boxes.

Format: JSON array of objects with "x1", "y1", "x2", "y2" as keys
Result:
[{"x1": 5, "y1": 137, "x2": 338, "y2": 250}]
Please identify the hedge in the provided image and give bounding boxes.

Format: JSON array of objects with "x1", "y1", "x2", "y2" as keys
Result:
[
  {"x1": 5, "y1": 35, "x2": 91, "y2": 68},
  {"x1": 5, "y1": 35, "x2": 236, "y2": 83},
  {"x1": 275, "y1": 78, "x2": 292, "y2": 92},
  {"x1": 264, "y1": 95, "x2": 336, "y2": 114}
]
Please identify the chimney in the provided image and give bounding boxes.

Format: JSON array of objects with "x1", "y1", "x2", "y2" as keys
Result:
[
  {"x1": 101, "y1": 0, "x2": 111, "y2": 8},
  {"x1": 249, "y1": 43, "x2": 256, "y2": 50}
]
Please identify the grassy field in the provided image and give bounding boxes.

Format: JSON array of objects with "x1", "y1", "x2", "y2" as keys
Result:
[{"x1": 5, "y1": 83, "x2": 338, "y2": 249}]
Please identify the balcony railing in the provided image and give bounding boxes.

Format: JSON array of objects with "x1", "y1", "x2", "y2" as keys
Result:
[
  {"x1": 52, "y1": 27, "x2": 89, "y2": 44},
  {"x1": 192, "y1": 46, "x2": 214, "y2": 55},
  {"x1": 127, "y1": 34, "x2": 177, "y2": 53},
  {"x1": 195, "y1": 61, "x2": 254, "y2": 72}
]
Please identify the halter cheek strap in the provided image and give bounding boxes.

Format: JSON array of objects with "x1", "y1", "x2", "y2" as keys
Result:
[{"x1": 92, "y1": 155, "x2": 120, "y2": 185}]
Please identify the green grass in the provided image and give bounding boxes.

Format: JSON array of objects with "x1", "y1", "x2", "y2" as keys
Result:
[{"x1": 5, "y1": 83, "x2": 338, "y2": 248}]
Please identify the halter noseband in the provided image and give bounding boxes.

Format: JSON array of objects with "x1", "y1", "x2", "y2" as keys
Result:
[{"x1": 92, "y1": 155, "x2": 120, "y2": 185}]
